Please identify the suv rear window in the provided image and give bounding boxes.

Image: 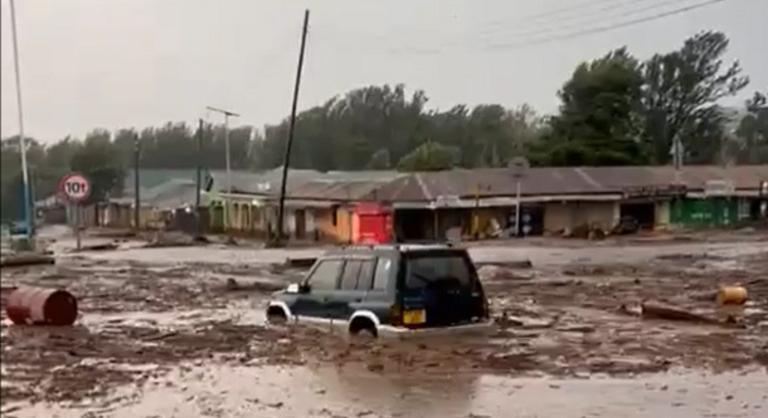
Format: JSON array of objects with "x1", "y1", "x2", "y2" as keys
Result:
[{"x1": 405, "y1": 254, "x2": 472, "y2": 290}]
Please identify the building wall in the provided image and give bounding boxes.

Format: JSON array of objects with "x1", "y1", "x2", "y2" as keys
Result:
[
  {"x1": 543, "y1": 201, "x2": 619, "y2": 233},
  {"x1": 209, "y1": 196, "x2": 271, "y2": 236},
  {"x1": 655, "y1": 200, "x2": 671, "y2": 230},
  {"x1": 314, "y1": 206, "x2": 354, "y2": 243},
  {"x1": 671, "y1": 197, "x2": 739, "y2": 228},
  {"x1": 543, "y1": 203, "x2": 571, "y2": 233}
]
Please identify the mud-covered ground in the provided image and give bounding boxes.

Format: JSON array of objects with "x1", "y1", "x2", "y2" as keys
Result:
[{"x1": 1, "y1": 229, "x2": 767, "y2": 417}]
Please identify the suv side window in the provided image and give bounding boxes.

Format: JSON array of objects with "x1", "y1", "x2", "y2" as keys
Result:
[
  {"x1": 308, "y1": 260, "x2": 342, "y2": 290},
  {"x1": 340, "y1": 260, "x2": 363, "y2": 290},
  {"x1": 372, "y1": 257, "x2": 393, "y2": 291},
  {"x1": 357, "y1": 259, "x2": 376, "y2": 290}
]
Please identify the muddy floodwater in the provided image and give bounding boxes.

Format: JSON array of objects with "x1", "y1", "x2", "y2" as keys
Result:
[
  {"x1": 8, "y1": 365, "x2": 768, "y2": 418},
  {"x1": 2, "y1": 229, "x2": 767, "y2": 417}
]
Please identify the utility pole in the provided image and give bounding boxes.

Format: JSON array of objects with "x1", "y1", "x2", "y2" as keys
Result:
[
  {"x1": 672, "y1": 134, "x2": 684, "y2": 184},
  {"x1": 134, "y1": 133, "x2": 141, "y2": 230},
  {"x1": 206, "y1": 106, "x2": 239, "y2": 230},
  {"x1": 515, "y1": 179, "x2": 522, "y2": 237},
  {"x1": 195, "y1": 118, "x2": 203, "y2": 237},
  {"x1": 509, "y1": 157, "x2": 529, "y2": 238},
  {"x1": 277, "y1": 9, "x2": 310, "y2": 245},
  {"x1": 9, "y1": 0, "x2": 32, "y2": 241}
]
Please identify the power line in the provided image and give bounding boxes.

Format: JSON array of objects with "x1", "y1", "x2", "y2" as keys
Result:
[
  {"x1": 477, "y1": 0, "x2": 696, "y2": 40},
  {"x1": 318, "y1": 0, "x2": 643, "y2": 53},
  {"x1": 479, "y1": 0, "x2": 644, "y2": 34},
  {"x1": 485, "y1": 0, "x2": 726, "y2": 51},
  {"x1": 484, "y1": 0, "x2": 623, "y2": 28},
  {"x1": 317, "y1": 0, "x2": 728, "y2": 58}
]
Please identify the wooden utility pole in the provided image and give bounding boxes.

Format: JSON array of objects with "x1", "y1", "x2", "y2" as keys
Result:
[
  {"x1": 134, "y1": 133, "x2": 141, "y2": 230},
  {"x1": 276, "y1": 9, "x2": 310, "y2": 245}
]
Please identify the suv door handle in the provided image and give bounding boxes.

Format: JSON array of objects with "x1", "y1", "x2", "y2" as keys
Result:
[{"x1": 353, "y1": 298, "x2": 362, "y2": 303}]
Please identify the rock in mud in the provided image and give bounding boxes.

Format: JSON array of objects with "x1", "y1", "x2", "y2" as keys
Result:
[{"x1": 367, "y1": 363, "x2": 384, "y2": 372}]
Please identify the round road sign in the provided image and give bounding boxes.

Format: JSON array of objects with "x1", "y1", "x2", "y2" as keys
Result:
[{"x1": 58, "y1": 172, "x2": 91, "y2": 203}]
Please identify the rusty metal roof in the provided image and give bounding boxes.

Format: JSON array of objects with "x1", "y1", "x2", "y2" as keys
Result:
[
  {"x1": 287, "y1": 179, "x2": 389, "y2": 201},
  {"x1": 369, "y1": 165, "x2": 768, "y2": 202}
]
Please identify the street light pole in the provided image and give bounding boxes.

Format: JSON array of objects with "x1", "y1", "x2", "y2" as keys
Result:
[
  {"x1": 224, "y1": 113, "x2": 231, "y2": 195},
  {"x1": 206, "y1": 106, "x2": 239, "y2": 229},
  {"x1": 9, "y1": 0, "x2": 32, "y2": 240}
]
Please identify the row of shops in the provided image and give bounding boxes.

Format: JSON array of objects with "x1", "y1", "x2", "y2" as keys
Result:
[
  {"x1": 42, "y1": 165, "x2": 767, "y2": 243},
  {"x1": 202, "y1": 165, "x2": 768, "y2": 243}
]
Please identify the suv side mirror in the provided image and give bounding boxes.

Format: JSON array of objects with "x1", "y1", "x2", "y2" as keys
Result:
[{"x1": 287, "y1": 283, "x2": 311, "y2": 294}]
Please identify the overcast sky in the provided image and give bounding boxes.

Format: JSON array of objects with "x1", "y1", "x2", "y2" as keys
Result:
[{"x1": 1, "y1": 0, "x2": 766, "y2": 142}]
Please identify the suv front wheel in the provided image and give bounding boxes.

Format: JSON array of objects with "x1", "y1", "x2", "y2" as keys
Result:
[
  {"x1": 349, "y1": 316, "x2": 378, "y2": 338},
  {"x1": 266, "y1": 306, "x2": 288, "y2": 324}
]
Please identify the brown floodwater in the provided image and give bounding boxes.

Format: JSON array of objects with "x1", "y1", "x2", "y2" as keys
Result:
[{"x1": 5, "y1": 364, "x2": 766, "y2": 418}]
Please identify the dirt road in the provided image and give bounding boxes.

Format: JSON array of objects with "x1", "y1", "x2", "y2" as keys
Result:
[{"x1": 1, "y1": 231, "x2": 767, "y2": 417}]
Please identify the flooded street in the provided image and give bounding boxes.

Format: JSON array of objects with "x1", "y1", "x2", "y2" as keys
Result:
[
  {"x1": 8, "y1": 365, "x2": 767, "y2": 418},
  {"x1": 2, "y1": 229, "x2": 767, "y2": 417}
]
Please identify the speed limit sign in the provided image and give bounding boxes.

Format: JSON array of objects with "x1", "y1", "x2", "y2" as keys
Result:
[{"x1": 58, "y1": 172, "x2": 91, "y2": 203}]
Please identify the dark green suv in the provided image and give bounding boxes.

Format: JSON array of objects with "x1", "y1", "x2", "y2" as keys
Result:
[{"x1": 266, "y1": 245, "x2": 491, "y2": 337}]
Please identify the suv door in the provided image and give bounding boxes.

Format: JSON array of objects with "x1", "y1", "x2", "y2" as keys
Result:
[
  {"x1": 293, "y1": 258, "x2": 343, "y2": 319},
  {"x1": 325, "y1": 257, "x2": 376, "y2": 319}
]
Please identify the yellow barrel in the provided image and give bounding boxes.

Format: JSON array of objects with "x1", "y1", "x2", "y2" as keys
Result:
[{"x1": 717, "y1": 286, "x2": 748, "y2": 305}]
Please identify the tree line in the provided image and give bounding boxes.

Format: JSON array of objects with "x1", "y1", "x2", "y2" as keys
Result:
[{"x1": 2, "y1": 30, "x2": 766, "y2": 220}]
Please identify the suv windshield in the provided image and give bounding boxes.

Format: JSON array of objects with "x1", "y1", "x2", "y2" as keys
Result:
[{"x1": 405, "y1": 253, "x2": 472, "y2": 290}]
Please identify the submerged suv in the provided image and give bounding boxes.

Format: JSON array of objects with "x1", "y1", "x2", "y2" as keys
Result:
[{"x1": 266, "y1": 245, "x2": 491, "y2": 337}]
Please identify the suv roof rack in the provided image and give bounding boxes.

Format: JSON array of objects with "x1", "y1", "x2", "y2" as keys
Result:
[{"x1": 337, "y1": 241, "x2": 456, "y2": 252}]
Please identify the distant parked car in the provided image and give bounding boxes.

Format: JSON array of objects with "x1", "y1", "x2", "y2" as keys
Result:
[{"x1": 266, "y1": 244, "x2": 491, "y2": 337}]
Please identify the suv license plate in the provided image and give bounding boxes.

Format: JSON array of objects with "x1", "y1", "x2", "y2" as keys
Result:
[{"x1": 403, "y1": 309, "x2": 426, "y2": 325}]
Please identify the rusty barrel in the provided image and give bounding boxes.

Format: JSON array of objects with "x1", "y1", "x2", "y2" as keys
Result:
[{"x1": 5, "y1": 287, "x2": 78, "y2": 325}]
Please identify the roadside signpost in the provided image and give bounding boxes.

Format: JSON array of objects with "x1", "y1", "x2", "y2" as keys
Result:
[{"x1": 58, "y1": 172, "x2": 91, "y2": 251}]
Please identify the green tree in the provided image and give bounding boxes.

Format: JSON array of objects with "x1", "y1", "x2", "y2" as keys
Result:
[
  {"x1": 735, "y1": 91, "x2": 768, "y2": 164},
  {"x1": 396, "y1": 141, "x2": 459, "y2": 172},
  {"x1": 69, "y1": 130, "x2": 125, "y2": 203},
  {"x1": 642, "y1": 31, "x2": 750, "y2": 164},
  {"x1": 0, "y1": 137, "x2": 46, "y2": 220},
  {"x1": 259, "y1": 84, "x2": 432, "y2": 170},
  {"x1": 531, "y1": 48, "x2": 647, "y2": 166}
]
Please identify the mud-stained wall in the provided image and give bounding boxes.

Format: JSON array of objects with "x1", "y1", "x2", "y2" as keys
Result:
[{"x1": 314, "y1": 207, "x2": 354, "y2": 243}]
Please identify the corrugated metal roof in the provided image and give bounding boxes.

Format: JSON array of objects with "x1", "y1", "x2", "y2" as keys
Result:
[
  {"x1": 209, "y1": 168, "x2": 401, "y2": 196},
  {"x1": 287, "y1": 179, "x2": 393, "y2": 201},
  {"x1": 371, "y1": 165, "x2": 768, "y2": 202}
]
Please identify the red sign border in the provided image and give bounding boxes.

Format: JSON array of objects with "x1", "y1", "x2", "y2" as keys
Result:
[{"x1": 58, "y1": 172, "x2": 92, "y2": 203}]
